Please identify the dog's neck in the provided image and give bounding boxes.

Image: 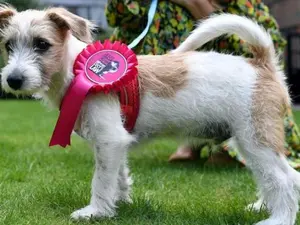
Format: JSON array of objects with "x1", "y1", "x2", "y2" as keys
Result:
[{"x1": 40, "y1": 34, "x2": 87, "y2": 109}]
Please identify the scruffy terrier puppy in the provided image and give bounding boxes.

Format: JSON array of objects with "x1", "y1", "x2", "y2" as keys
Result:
[{"x1": 1, "y1": 5, "x2": 299, "y2": 225}]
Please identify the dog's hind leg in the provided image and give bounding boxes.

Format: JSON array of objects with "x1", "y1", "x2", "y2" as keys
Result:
[
  {"x1": 247, "y1": 158, "x2": 300, "y2": 214},
  {"x1": 70, "y1": 95, "x2": 135, "y2": 220},
  {"x1": 116, "y1": 155, "x2": 133, "y2": 203},
  {"x1": 234, "y1": 121, "x2": 299, "y2": 225}
]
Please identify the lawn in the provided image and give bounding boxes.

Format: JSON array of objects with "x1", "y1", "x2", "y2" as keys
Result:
[{"x1": 0, "y1": 100, "x2": 300, "y2": 225}]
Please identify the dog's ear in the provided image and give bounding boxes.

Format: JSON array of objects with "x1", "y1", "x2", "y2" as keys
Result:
[
  {"x1": 0, "y1": 5, "x2": 16, "y2": 29},
  {"x1": 46, "y1": 8, "x2": 94, "y2": 43}
]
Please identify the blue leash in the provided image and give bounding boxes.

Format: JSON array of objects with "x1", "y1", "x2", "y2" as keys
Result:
[{"x1": 128, "y1": 0, "x2": 158, "y2": 49}]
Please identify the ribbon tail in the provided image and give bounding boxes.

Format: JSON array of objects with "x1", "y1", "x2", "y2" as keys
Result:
[{"x1": 49, "y1": 76, "x2": 93, "y2": 147}]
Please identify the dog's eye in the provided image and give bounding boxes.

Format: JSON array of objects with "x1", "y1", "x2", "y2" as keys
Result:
[
  {"x1": 5, "y1": 41, "x2": 12, "y2": 53},
  {"x1": 33, "y1": 38, "x2": 51, "y2": 53}
]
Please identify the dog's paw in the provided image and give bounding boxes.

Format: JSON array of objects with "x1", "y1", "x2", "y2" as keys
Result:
[
  {"x1": 255, "y1": 218, "x2": 291, "y2": 225},
  {"x1": 116, "y1": 192, "x2": 133, "y2": 204},
  {"x1": 122, "y1": 195, "x2": 133, "y2": 204},
  {"x1": 246, "y1": 200, "x2": 265, "y2": 212},
  {"x1": 70, "y1": 205, "x2": 114, "y2": 220}
]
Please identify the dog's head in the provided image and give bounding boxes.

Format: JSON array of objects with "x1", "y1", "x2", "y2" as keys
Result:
[{"x1": 0, "y1": 5, "x2": 94, "y2": 96}]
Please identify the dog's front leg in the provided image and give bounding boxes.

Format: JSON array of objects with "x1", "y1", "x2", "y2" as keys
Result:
[{"x1": 71, "y1": 95, "x2": 135, "y2": 220}]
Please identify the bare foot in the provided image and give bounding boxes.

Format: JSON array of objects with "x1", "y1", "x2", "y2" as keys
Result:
[{"x1": 168, "y1": 145, "x2": 199, "y2": 162}]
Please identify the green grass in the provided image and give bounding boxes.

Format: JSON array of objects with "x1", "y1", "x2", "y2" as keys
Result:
[{"x1": 1, "y1": 100, "x2": 300, "y2": 225}]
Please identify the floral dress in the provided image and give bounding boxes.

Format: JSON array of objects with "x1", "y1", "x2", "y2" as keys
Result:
[{"x1": 106, "y1": 0, "x2": 300, "y2": 168}]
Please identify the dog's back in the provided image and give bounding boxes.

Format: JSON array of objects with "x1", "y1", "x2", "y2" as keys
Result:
[{"x1": 134, "y1": 51, "x2": 256, "y2": 138}]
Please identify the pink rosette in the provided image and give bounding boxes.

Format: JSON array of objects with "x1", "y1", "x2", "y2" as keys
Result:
[
  {"x1": 49, "y1": 40, "x2": 138, "y2": 147},
  {"x1": 73, "y1": 40, "x2": 138, "y2": 93}
]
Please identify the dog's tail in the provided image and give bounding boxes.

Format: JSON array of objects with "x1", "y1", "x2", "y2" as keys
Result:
[{"x1": 173, "y1": 14, "x2": 276, "y2": 66}]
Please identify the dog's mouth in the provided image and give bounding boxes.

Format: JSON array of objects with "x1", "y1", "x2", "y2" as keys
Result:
[{"x1": 3, "y1": 84, "x2": 43, "y2": 96}]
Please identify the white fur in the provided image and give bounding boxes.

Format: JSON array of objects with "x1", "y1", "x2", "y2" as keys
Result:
[
  {"x1": 0, "y1": 10, "x2": 51, "y2": 95},
  {"x1": 2, "y1": 12, "x2": 300, "y2": 225},
  {"x1": 71, "y1": 94, "x2": 135, "y2": 219},
  {"x1": 135, "y1": 52, "x2": 256, "y2": 136},
  {"x1": 1, "y1": 41, "x2": 43, "y2": 95},
  {"x1": 1, "y1": 50, "x2": 42, "y2": 95}
]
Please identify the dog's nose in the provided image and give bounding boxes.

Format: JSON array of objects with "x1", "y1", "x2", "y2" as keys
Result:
[{"x1": 7, "y1": 69, "x2": 24, "y2": 90}]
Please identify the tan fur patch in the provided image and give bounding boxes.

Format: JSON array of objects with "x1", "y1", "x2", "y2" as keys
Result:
[
  {"x1": 0, "y1": 5, "x2": 16, "y2": 29},
  {"x1": 137, "y1": 53, "x2": 189, "y2": 98},
  {"x1": 249, "y1": 46, "x2": 272, "y2": 66},
  {"x1": 251, "y1": 60, "x2": 289, "y2": 154},
  {"x1": 39, "y1": 21, "x2": 66, "y2": 86},
  {"x1": 46, "y1": 8, "x2": 93, "y2": 43}
]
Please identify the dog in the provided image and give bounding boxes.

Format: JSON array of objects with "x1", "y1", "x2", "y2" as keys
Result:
[
  {"x1": 1, "y1": 5, "x2": 299, "y2": 225},
  {"x1": 90, "y1": 60, "x2": 120, "y2": 77}
]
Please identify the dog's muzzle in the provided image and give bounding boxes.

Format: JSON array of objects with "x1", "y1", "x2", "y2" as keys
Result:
[{"x1": 7, "y1": 69, "x2": 24, "y2": 90}]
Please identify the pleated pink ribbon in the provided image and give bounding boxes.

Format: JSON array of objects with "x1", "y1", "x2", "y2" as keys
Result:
[{"x1": 49, "y1": 40, "x2": 138, "y2": 147}]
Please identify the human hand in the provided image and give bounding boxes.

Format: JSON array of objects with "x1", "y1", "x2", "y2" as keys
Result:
[{"x1": 170, "y1": 0, "x2": 216, "y2": 20}]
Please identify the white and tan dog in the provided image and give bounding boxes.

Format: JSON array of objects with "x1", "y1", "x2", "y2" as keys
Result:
[{"x1": 0, "y1": 5, "x2": 299, "y2": 225}]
